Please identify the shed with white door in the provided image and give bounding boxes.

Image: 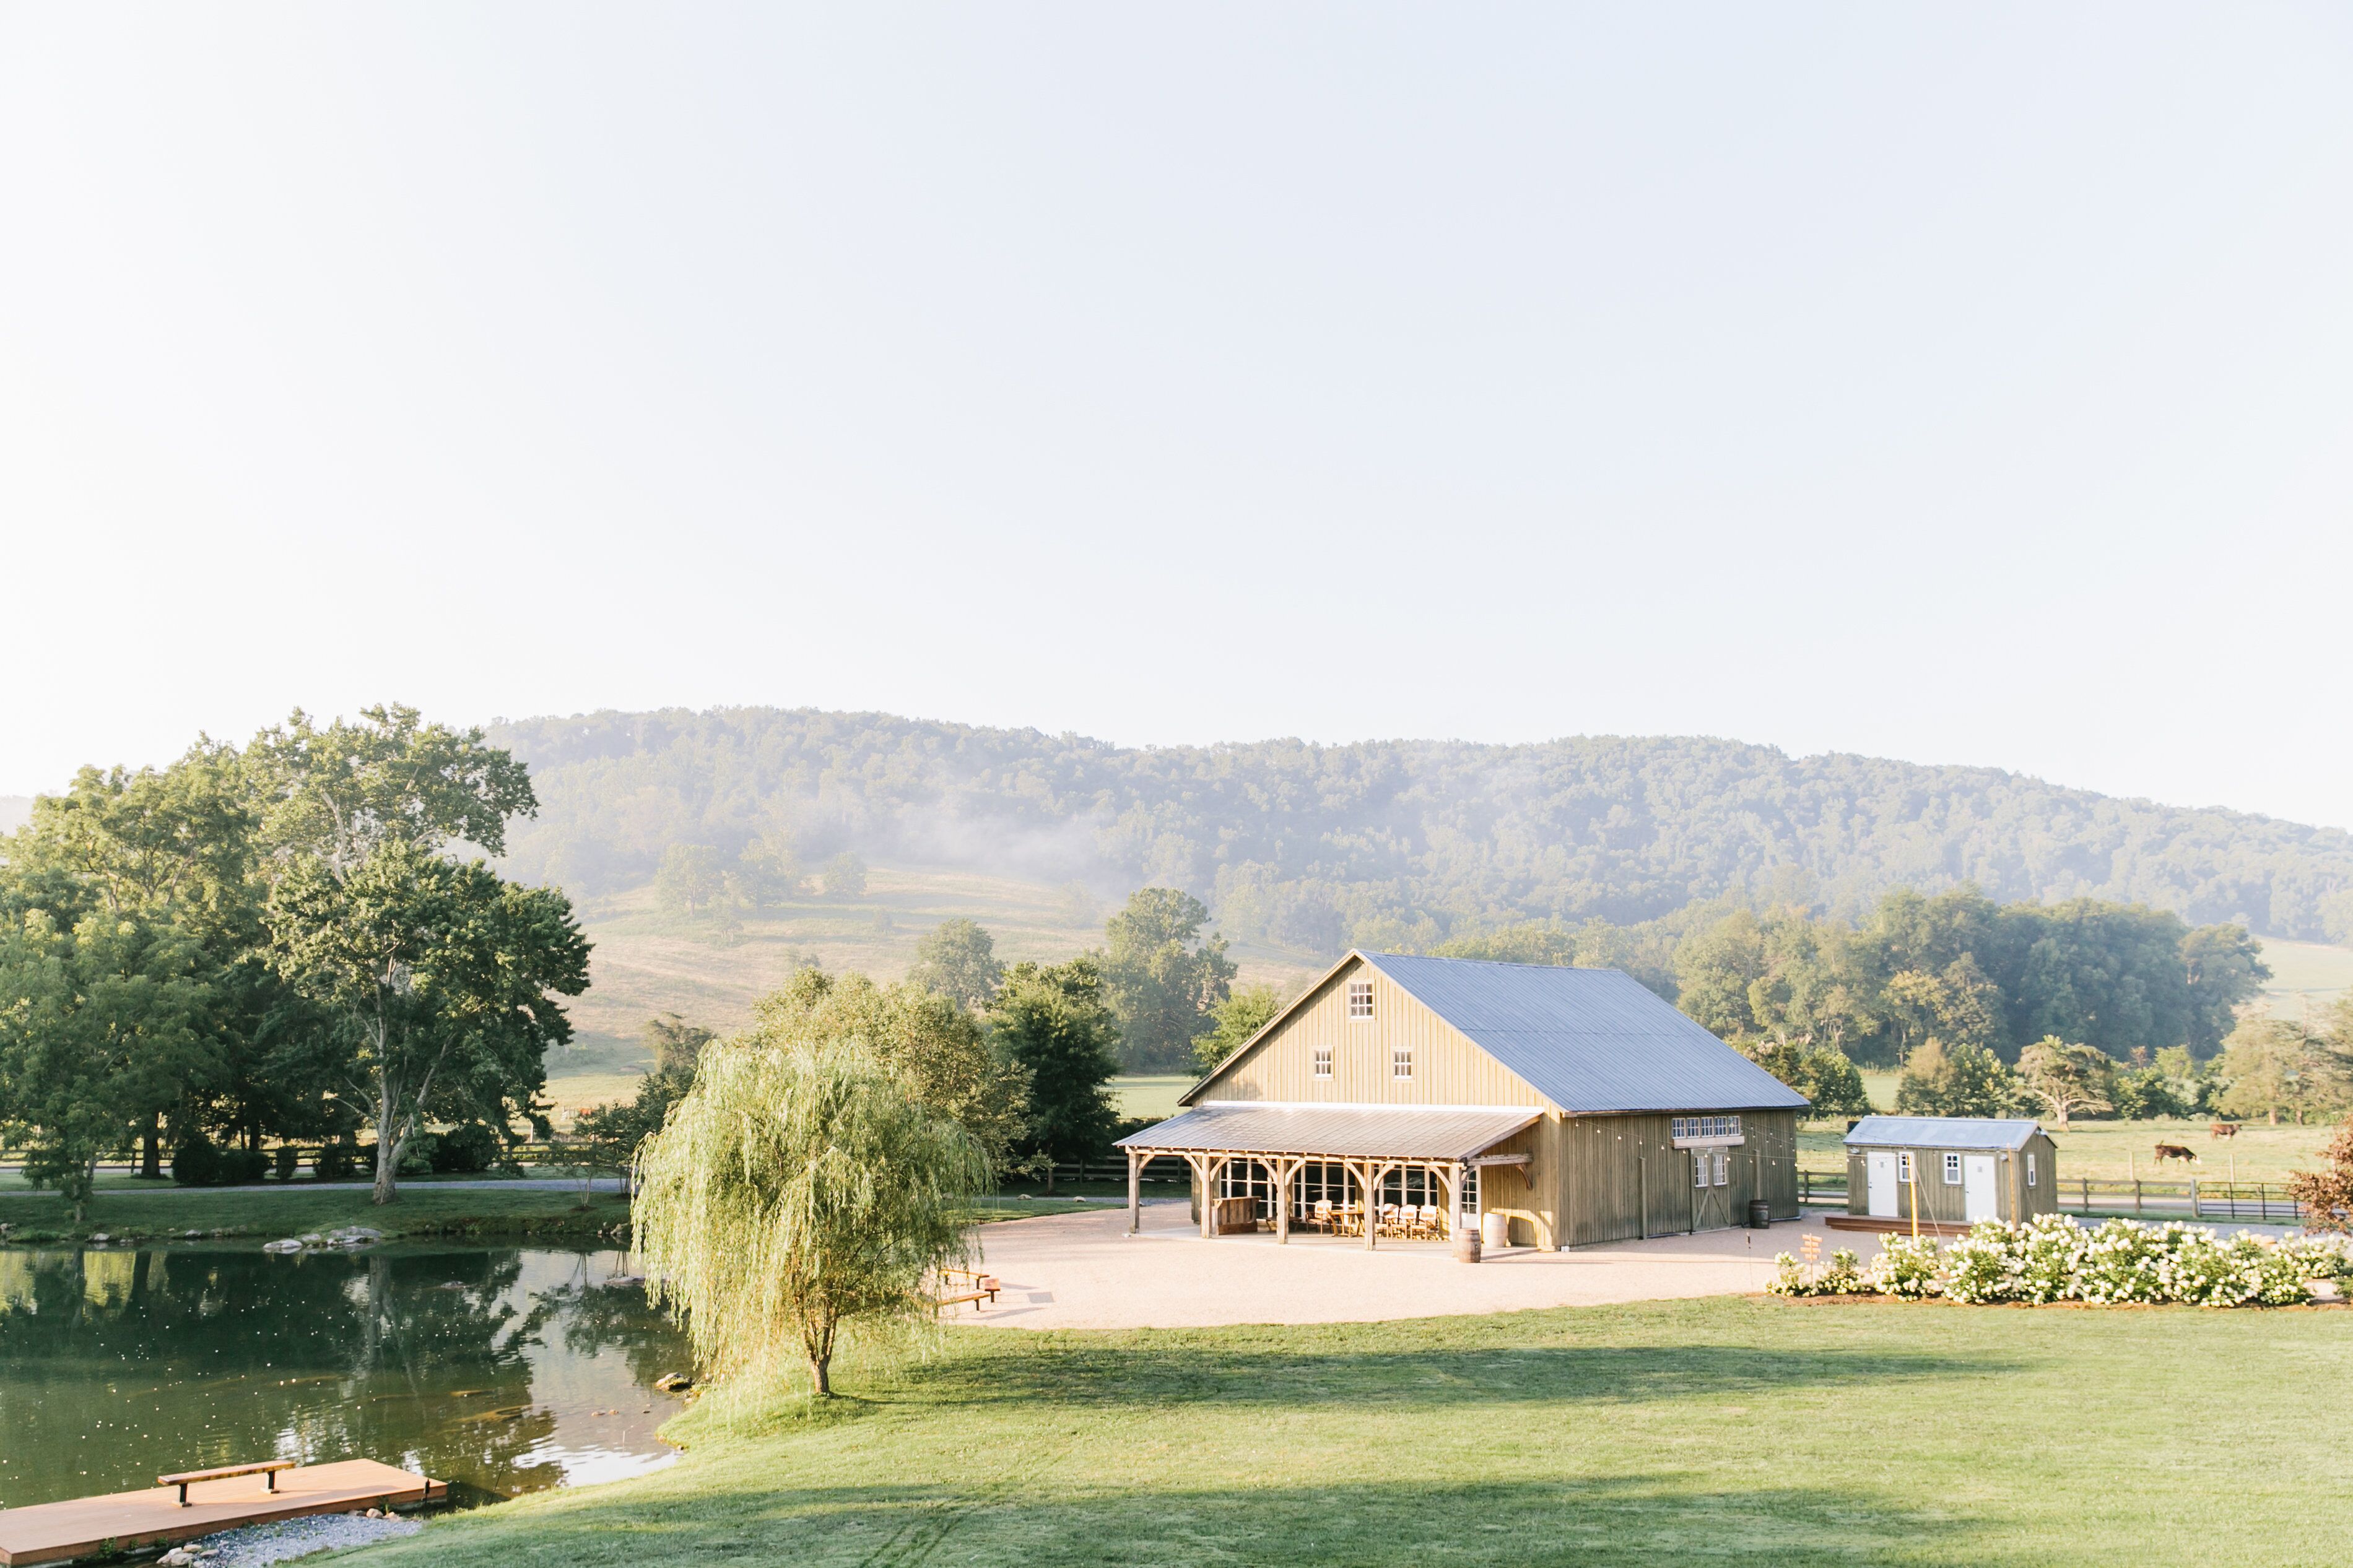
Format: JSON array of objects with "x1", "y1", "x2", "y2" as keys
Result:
[{"x1": 1844, "y1": 1116, "x2": 2057, "y2": 1227}]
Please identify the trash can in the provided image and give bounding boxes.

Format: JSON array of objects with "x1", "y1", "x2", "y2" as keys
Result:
[{"x1": 1747, "y1": 1198, "x2": 1772, "y2": 1229}]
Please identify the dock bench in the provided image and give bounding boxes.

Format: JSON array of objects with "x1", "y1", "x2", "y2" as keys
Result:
[
  {"x1": 933, "y1": 1268, "x2": 1000, "y2": 1313},
  {"x1": 157, "y1": 1461, "x2": 296, "y2": 1507}
]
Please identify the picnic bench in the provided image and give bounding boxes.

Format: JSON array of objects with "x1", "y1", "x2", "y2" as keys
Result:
[
  {"x1": 156, "y1": 1460, "x2": 295, "y2": 1507},
  {"x1": 933, "y1": 1267, "x2": 1001, "y2": 1314}
]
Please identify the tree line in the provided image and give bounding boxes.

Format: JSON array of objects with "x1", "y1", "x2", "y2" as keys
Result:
[
  {"x1": 0, "y1": 708, "x2": 589, "y2": 1215},
  {"x1": 479, "y1": 707, "x2": 2353, "y2": 945}
]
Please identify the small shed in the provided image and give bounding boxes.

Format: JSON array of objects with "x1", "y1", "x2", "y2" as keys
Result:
[{"x1": 1844, "y1": 1116, "x2": 2057, "y2": 1226}]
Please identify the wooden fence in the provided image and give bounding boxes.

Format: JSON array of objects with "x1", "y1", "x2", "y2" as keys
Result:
[{"x1": 1797, "y1": 1167, "x2": 2307, "y2": 1223}]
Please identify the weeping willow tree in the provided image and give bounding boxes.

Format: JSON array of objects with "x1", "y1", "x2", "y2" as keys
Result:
[{"x1": 632, "y1": 1036, "x2": 991, "y2": 1396}]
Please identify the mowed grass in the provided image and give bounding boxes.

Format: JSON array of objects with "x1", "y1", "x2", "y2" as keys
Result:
[
  {"x1": 353, "y1": 1294, "x2": 2353, "y2": 1568},
  {"x1": 0, "y1": 1180, "x2": 632, "y2": 1243},
  {"x1": 1109, "y1": 1075, "x2": 1197, "y2": 1121}
]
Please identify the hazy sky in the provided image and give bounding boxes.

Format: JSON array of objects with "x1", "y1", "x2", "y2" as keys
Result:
[{"x1": 4, "y1": 5, "x2": 2349, "y2": 828}]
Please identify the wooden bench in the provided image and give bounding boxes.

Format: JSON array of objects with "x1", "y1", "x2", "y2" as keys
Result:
[
  {"x1": 933, "y1": 1268, "x2": 1000, "y2": 1314},
  {"x1": 157, "y1": 1460, "x2": 297, "y2": 1507}
]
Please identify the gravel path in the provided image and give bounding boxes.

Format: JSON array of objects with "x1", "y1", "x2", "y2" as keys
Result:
[{"x1": 172, "y1": 1512, "x2": 423, "y2": 1567}]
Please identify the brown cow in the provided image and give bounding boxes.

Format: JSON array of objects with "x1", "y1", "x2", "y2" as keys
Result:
[
  {"x1": 2153, "y1": 1143, "x2": 2199, "y2": 1165},
  {"x1": 2209, "y1": 1122, "x2": 2239, "y2": 1138}
]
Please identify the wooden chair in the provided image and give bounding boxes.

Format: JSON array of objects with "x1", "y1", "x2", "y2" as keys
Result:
[
  {"x1": 1313, "y1": 1200, "x2": 1333, "y2": 1232},
  {"x1": 1414, "y1": 1204, "x2": 1439, "y2": 1239}
]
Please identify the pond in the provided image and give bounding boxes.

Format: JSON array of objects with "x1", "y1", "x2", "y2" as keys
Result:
[{"x1": 0, "y1": 1242, "x2": 692, "y2": 1510}]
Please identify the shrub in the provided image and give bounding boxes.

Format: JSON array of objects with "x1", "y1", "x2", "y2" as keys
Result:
[
  {"x1": 1768, "y1": 1247, "x2": 1865, "y2": 1296},
  {"x1": 430, "y1": 1122, "x2": 501, "y2": 1174},
  {"x1": 171, "y1": 1134, "x2": 269, "y2": 1187},
  {"x1": 1866, "y1": 1234, "x2": 1943, "y2": 1297},
  {"x1": 272, "y1": 1144, "x2": 300, "y2": 1182},
  {"x1": 398, "y1": 1133, "x2": 438, "y2": 1177},
  {"x1": 313, "y1": 1137, "x2": 361, "y2": 1182},
  {"x1": 1827, "y1": 1216, "x2": 2351, "y2": 1308}
]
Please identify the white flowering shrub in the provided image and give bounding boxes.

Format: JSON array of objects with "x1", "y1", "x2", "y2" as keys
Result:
[
  {"x1": 1767, "y1": 1247, "x2": 1865, "y2": 1296},
  {"x1": 1866, "y1": 1234, "x2": 1942, "y2": 1297},
  {"x1": 1798, "y1": 1216, "x2": 2348, "y2": 1308}
]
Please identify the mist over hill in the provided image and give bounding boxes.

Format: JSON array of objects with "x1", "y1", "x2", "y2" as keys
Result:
[
  {"x1": 487, "y1": 708, "x2": 2353, "y2": 950},
  {"x1": 0, "y1": 797, "x2": 30, "y2": 835}
]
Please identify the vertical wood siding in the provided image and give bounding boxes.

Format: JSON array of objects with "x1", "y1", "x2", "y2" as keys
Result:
[
  {"x1": 1845, "y1": 1133, "x2": 2059, "y2": 1224},
  {"x1": 1560, "y1": 1109, "x2": 1799, "y2": 1245}
]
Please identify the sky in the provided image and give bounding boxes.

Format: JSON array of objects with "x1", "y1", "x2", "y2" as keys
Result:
[{"x1": 3, "y1": 4, "x2": 2350, "y2": 828}]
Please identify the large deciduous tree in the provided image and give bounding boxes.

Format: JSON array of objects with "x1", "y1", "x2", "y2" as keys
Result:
[
  {"x1": 1894, "y1": 1037, "x2": 2018, "y2": 1119},
  {"x1": 2014, "y1": 1036, "x2": 2115, "y2": 1130},
  {"x1": 1190, "y1": 982, "x2": 1286, "y2": 1074},
  {"x1": 1100, "y1": 888, "x2": 1235, "y2": 1072},
  {"x1": 633, "y1": 1037, "x2": 990, "y2": 1397},
  {"x1": 988, "y1": 958, "x2": 1120, "y2": 1190},
  {"x1": 908, "y1": 918, "x2": 1005, "y2": 1012}
]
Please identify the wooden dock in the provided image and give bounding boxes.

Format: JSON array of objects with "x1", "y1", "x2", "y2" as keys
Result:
[
  {"x1": 1824, "y1": 1213, "x2": 1975, "y2": 1238},
  {"x1": 0, "y1": 1460, "x2": 443, "y2": 1567}
]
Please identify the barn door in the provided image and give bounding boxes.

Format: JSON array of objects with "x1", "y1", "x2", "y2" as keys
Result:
[
  {"x1": 1963, "y1": 1156, "x2": 1997, "y2": 1223},
  {"x1": 1866, "y1": 1152, "x2": 1898, "y2": 1218},
  {"x1": 1689, "y1": 1146, "x2": 1733, "y2": 1229}
]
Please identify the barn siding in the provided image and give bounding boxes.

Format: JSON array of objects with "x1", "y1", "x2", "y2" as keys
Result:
[{"x1": 1560, "y1": 1108, "x2": 1799, "y2": 1245}]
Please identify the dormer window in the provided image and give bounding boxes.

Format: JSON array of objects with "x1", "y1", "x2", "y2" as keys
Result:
[{"x1": 1347, "y1": 981, "x2": 1374, "y2": 1020}]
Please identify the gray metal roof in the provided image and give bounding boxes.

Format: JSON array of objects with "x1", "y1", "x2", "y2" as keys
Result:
[
  {"x1": 1355, "y1": 953, "x2": 1812, "y2": 1115},
  {"x1": 1115, "y1": 1103, "x2": 1541, "y2": 1160},
  {"x1": 1843, "y1": 1115, "x2": 2045, "y2": 1151}
]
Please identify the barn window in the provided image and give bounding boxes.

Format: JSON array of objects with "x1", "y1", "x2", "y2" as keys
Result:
[
  {"x1": 1712, "y1": 1149, "x2": 1729, "y2": 1187},
  {"x1": 1943, "y1": 1153, "x2": 1962, "y2": 1185},
  {"x1": 1692, "y1": 1151, "x2": 1708, "y2": 1188},
  {"x1": 2026, "y1": 1153, "x2": 2038, "y2": 1188},
  {"x1": 1313, "y1": 1045, "x2": 1333, "y2": 1078},
  {"x1": 1347, "y1": 981, "x2": 1374, "y2": 1020},
  {"x1": 1728, "y1": 1115, "x2": 1741, "y2": 1137},
  {"x1": 1391, "y1": 1044, "x2": 1412, "y2": 1079}
]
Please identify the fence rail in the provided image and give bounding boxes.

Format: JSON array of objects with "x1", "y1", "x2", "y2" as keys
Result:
[{"x1": 1797, "y1": 1167, "x2": 2306, "y2": 1224}]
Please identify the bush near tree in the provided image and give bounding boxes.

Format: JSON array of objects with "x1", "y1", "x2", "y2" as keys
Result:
[
  {"x1": 1895, "y1": 1037, "x2": 2019, "y2": 1118},
  {"x1": 2287, "y1": 1114, "x2": 2353, "y2": 1233}
]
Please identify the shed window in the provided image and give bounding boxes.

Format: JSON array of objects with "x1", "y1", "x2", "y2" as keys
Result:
[
  {"x1": 1312, "y1": 1045, "x2": 1333, "y2": 1078},
  {"x1": 1942, "y1": 1153, "x2": 1962, "y2": 1185},
  {"x1": 2026, "y1": 1153, "x2": 2038, "y2": 1188},
  {"x1": 1391, "y1": 1044, "x2": 1412, "y2": 1079},
  {"x1": 1347, "y1": 981, "x2": 1374, "y2": 1020},
  {"x1": 1898, "y1": 1153, "x2": 1915, "y2": 1183}
]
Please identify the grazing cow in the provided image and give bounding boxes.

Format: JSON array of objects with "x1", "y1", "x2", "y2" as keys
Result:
[
  {"x1": 2209, "y1": 1122, "x2": 2239, "y2": 1139},
  {"x1": 2153, "y1": 1143, "x2": 2199, "y2": 1165}
]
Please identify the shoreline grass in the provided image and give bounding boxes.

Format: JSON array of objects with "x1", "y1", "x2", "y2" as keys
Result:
[{"x1": 346, "y1": 1293, "x2": 2353, "y2": 1567}]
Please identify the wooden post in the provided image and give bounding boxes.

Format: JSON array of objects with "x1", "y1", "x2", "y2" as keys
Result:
[
  {"x1": 1127, "y1": 1150, "x2": 1142, "y2": 1234},
  {"x1": 2189, "y1": 1176, "x2": 2199, "y2": 1219},
  {"x1": 1448, "y1": 1160, "x2": 1465, "y2": 1244},
  {"x1": 1638, "y1": 1155, "x2": 1647, "y2": 1239}
]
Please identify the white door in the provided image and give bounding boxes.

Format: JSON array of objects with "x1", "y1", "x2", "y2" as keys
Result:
[
  {"x1": 1866, "y1": 1151, "x2": 1898, "y2": 1218},
  {"x1": 1964, "y1": 1155, "x2": 1997, "y2": 1223}
]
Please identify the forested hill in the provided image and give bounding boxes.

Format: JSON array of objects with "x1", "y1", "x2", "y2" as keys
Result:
[{"x1": 487, "y1": 709, "x2": 2353, "y2": 948}]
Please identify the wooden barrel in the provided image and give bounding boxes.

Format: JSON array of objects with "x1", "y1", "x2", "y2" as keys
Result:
[{"x1": 1453, "y1": 1229, "x2": 1481, "y2": 1263}]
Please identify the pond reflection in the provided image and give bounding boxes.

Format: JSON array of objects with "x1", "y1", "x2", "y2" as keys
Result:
[{"x1": 0, "y1": 1243, "x2": 690, "y2": 1509}]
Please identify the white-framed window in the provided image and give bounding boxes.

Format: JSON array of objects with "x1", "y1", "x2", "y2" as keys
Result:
[
  {"x1": 1712, "y1": 1148, "x2": 1729, "y2": 1187},
  {"x1": 1943, "y1": 1153, "x2": 1962, "y2": 1185},
  {"x1": 2026, "y1": 1153, "x2": 2038, "y2": 1189},
  {"x1": 1391, "y1": 1044, "x2": 1412, "y2": 1079},
  {"x1": 1312, "y1": 1044, "x2": 1333, "y2": 1078},
  {"x1": 1461, "y1": 1166, "x2": 1481, "y2": 1216},
  {"x1": 1671, "y1": 1114, "x2": 1744, "y2": 1141},
  {"x1": 1692, "y1": 1150, "x2": 1708, "y2": 1187},
  {"x1": 1898, "y1": 1152, "x2": 1915, "y2": 1182},
  {"x1": 1347, "y1": 981, "x2": 1374, "y2": 1020}
]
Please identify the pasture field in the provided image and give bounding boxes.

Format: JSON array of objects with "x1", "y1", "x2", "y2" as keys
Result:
[
  {"x1": 1109, "y1": 1075, "x2": 1196, "y2": 1121},
  {"x1": 354, "y1": 1293, "x2": 2353, "y2": 1568},
  {"x1": 2255, "y1": 937, "x2": 2353, "y2": 1016}
]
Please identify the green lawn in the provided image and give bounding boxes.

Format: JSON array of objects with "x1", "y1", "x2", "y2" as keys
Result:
[
  {"x1": 1109, "y1": 1074, "x2": 1196, "y2": 1121},
  {"x1": 350, "y1": 1294, "x2": 2353, "y2": 1568}
]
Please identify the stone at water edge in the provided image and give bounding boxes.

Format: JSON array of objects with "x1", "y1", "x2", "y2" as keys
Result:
[
  {"x1": 264, "y1": 1239, "x2": 304, "y2": 1254},
  {"x1": 653, "y1": 1372, "x2": 694, "y2": 1392}
]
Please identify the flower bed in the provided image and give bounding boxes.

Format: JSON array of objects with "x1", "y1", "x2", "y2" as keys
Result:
[{"x1": 1772, "y1": 1215, "x2": 2352, "y2": 1306}]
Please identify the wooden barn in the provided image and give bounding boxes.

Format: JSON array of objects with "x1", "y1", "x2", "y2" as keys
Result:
[
  {"x1": 1115, "y1": 951, "x2": 1811, "y2": 1250},
  {"x1": 1843, "y1": 1115, "x2": 2058, "y2": 1227}
]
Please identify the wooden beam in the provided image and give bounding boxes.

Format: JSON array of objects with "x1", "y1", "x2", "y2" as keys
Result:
[{"x1": 1127, "y1": 1149, "x2": 1142, "y2": 1234}]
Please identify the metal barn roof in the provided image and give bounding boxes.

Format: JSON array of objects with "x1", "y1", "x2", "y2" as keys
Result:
[
  {"x1": 1843, "y1": 1115, "x2": 2045, "y2": 1151},
  {"x1": 1115, "y1": 1103, "x2": 1542, "y2": 1161},
  {"x1": 1354, "y1": 953, "x2": 1812, "y2": 1115}
]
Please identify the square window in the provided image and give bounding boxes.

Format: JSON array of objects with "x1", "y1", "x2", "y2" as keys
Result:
[
  {"x1": 1391, "y1": 1044, "x2": 1412, "y2": 1079},
  {"x1": 1347, "y1": 981, "x2": 1374, "y2": 1020},
  {"x1": 1313, "y1": 1045, "x2": 1333, "y2": 1078},
  {"x1": 1943, "y1": 1153, "x2": 1962, "y2": 1185},
  {"x1": 1692, "y1": 1151, "x2": 1708, "y2": 1188},
  {"x1": 1672, "y1": 1117, "x2": 1687, "y2": 1140}
]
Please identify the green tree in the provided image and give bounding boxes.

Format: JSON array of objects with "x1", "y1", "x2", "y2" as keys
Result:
[
  {"x1": 267, "y1": 842, "x2": 590, "y2": 1203},
  {"x1": 1741, "y1": 1036, "x2": 1873, "y2": 1121},
  {"x1": 1099, "y1": 888, "x2": 1237, "y2": 1072},
  {"x1": 2180, "y1": 924, "x2": 2272, "y2": 1055},
  {"x1": 0, "y1": 909, "x2": 212, "y2": 1221},
  {"x1": 655, "y1": 844, "x2": 730, "y2": 917},
  {"x1": 567, "y1": 1014, "x2": 712, "y2": 1205},
  {"x1": 2014, "y1": 1036, "x2": 2115, "y2": 1130},
  {"x1": 1894, "y1": 1037, "x2": 2019, "y2": 1118},
  {"x1": 247, "y1": 704, "x2": 535, "y2": 877},
  {"x1": 633, "y1": 1036, "x2": 990, "y2": 1396},
  {"x1": 821, "y1": 852, "x2": 868, "y2": 899},
  {"x1": 2214, "y1": 1017, "x2": 2352, "y2": 1126},
  {"x1": 988, "y1": 958, "x2": 1120, "y2": 1191},
  {"x1": 1191, "y1": 983, "x2": 1287, "y2": 1073},
  {"x1": 908, "y1": 918, "x2": 1004, "y2": 1011},
  {"x1": 747, "y1": 968, "x2": 1029, "y2": 1161},
  {"x1": 733, "y1": 833, "x2": 801, "y2": 908},
  {"x1": 2286, "y1": 1112, "x2": 2353, "y2": 1234}
]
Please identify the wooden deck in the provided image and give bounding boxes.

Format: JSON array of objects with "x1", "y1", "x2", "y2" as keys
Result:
[
  {"x1": 0, "y1": 1460, "x2": 443, "y2": 1567},
  {"x1": 1824, "y1": 1213, "x2": 1976, "y2": 1238}
]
